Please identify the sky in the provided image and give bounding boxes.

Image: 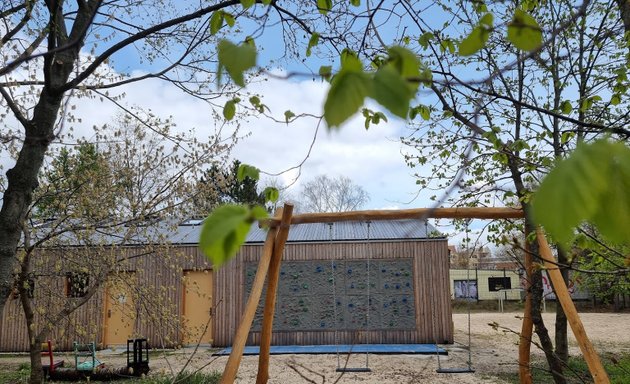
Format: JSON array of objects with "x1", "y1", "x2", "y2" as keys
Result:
[
  {"x1": 0, "y1": 55, "x2": 480, "y2": 249},
  {"x1": 64, "y1": 71, "x2": 480, "y2": 247},
  {"x1": 0, "y1": 4, "x2": 496, "y2": 250}
]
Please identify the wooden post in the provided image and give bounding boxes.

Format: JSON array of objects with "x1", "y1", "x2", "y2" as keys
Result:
[
  {"x1": 256, "y1": 204, "x2": 294, "y2": 384},
  {"x1": 536, "y1": 229, "x2": 610, "y2": 384},
  {"x1": 518, "y1": 228, "x2": 533, "y2": 384},
  {"x1": 219, "y1": 225, "x2": 279, "y2": 384}
]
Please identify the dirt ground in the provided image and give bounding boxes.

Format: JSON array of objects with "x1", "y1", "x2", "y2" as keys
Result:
[{"x1": 3, "y1": 312, "x2": 629, "y2": 383}]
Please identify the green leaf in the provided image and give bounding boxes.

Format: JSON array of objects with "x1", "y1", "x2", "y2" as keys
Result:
[
  {"x1": 263, "y1": 187, "x2": 280, "y2": 203},
  {"x1": 324, "y1": 71, "x2": 371, "y2": 128},
  {"x1": 317, "y1": 0, "x2": 332, "y2": 14},
  {"x1": 479, "y1": 13, "x2": 493, "y2": 27},
  {"x1": 199, "y1": 205, "x2": 252, "y2": 268},
  {"x1": 375, "y1": 112, "x2": 387, "y2": 123},
  {"x1": 385, "y1": 46, "x2": 421, "y2": 93},
  {"x1": 459, "y1": 14, "x2": 493, "y2": 56},
  {"x1": 223, "y1": 99, "x2": 237, "y2": 120},
  {"x1": 340, "y1": 49, "x2": 363, "y2": 72},
  {"x1": 507, "y1": 9, "x2": 542, "y2": 51},
  {"x1": 532, "y1": 140, "x2": 626, "y2": 245},
  {"x1": 224, "y1": 13, "x2": 235, "y2": 27},
  {"x1": 590, "y1": 142, "x2": 630, "y2": 243},
  {"x1": 418, "y1": 32, "x2": 434, "y2": 49},
  {"x1": 210, "y1": 12, "x2": 223, "y2": 35},
  {"x1": 371, "y1": 66, "x2": 411, "y2": 118},
  {"x1": 262, "y1": 0, "x2": 272, "y2": 4},
  {"x1": 250, "y1": 205, "x2": 269, "y2": 220},
  {"x1": 560, "y1": 100, "x2": 572, "y2": 114},
  {"x1": 306, "y1": 32, "x2": 320, "y2": 57},
  {"x1": 237, "y1": 163, "x2": 260, "y2": 181},
  {"x1": 610, "y1": 94, "x2": 621, "y2": 106},
  {"x1": 319, "y1": 65, "x2": 333, "y2": 79},
  {"x1": 240, "y1": 0, "x2": 255, "y2": 8},
  {"x1": 440, "y1": 39, "x2": 456, "y2": 54},
  {"x1": 218, "y1": 39, "x2": 257, "y2": 87},
  {"x1": 349, "y1": 0, "x2": 360, "y2": 6},
  {"x1": 284, "y1": 110, "x2": 295, "y2": 123},
  {"x1": 459, "y1": 27, "x2": 488, "y2": 56},
  {"x1": 418, "y1": 105, "x2": 430, "y2": 120}
]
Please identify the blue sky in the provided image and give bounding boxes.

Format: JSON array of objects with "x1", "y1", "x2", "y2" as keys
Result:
[{"x1": 0, "y1": 2, "x2": 495, "y2": 250}]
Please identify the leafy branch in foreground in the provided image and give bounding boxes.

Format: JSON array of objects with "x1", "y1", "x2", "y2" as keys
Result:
[{"x1": 533, "y1": 139, "x2": 630, "y2": 246}]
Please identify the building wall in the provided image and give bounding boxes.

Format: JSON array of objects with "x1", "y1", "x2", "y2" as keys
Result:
[
  {"x1": 450, "y1": 269, "x2": 522, "y2": 301},
  {"x1": 0, "y1": 246, "x2": 212, "y2": 352},
  {"x1": 213, "y1": 239, "x2": 453, "y2": 346},
  {"x1": 1, "y1": 238, "x2": 452, "y2": 351}
]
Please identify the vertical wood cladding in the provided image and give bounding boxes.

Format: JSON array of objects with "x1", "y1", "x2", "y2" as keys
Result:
[
  {"x1": 1, "y1": 238, "x2": 451, "y2": 351},
  {"x1": 214, "y1": 239, "x2": 452, "y2": 347}
]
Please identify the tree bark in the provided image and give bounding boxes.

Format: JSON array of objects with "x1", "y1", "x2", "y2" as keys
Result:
[
  {"x1": 509, "y1": 152, "x2": 566, "y2": 384},
  {"x1": 525, "y1": 218, "x2": 567, "y2": 384},
  {"x1": 0, "y1": 0, "x2": 98, "y2": 313},
  {"x1": 29, "y1": 339, "x2": 44, "y2": 384},
  {"x1": 616, "y1": 0, "x2": 630, "y2": 40}
]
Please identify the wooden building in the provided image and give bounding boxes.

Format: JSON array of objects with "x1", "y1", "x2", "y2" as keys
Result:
[{"x1": 0, "y1": 219, "x2": 452, "y2": 351}]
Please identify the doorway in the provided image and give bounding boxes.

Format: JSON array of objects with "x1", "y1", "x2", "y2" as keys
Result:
[{"x1": 182, "y1": 270, "x2": 213, "y2": 345}]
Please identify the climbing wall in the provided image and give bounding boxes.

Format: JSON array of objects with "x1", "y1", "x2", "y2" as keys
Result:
[{"x1": 245, "y1": 258, "x2": 416, "y2": 331}]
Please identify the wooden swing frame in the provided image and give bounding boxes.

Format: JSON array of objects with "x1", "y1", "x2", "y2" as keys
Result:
[{"x1": 218, "y1": 205, "x2": 609, "y2": 384}]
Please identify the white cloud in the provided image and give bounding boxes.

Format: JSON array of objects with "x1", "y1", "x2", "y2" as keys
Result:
[{"x1": 2, "y1": 61, "x2": 431, "y2": 211}]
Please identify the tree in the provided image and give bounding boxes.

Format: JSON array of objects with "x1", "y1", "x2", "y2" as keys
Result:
[
  {"x1": 297, "y1": 175, "x2": 369, "y2": 213},
  {"x1": 393, "y1": 0, "x2": 629, "y2": 380},
  {"x1": 196, "y1": 160, "x2": 266, "y2": 215},
  {"x1": 12, "y1": 116, "x2": 224, "y2": 384},
  {"x1": 0, "y1": 0, "x2": 298, "y2": 316},
  {"x1": 4, "y1": 2, "x2": 629, "y2": 382}
]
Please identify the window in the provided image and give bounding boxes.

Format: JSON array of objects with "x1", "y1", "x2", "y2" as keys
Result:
[
  {"x1": 488, "y1": 277, "x2": 511, "y2": 292},
  {"x1": 66, "y1": 272, "x2": 89, "y2": 297},
  {"x1": 454, "y1": 280, "x2": 477, "y2": 299}
]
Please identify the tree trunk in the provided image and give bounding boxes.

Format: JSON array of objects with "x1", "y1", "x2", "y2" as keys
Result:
[
  {"x1": 617, "y1": 0, "x2": 630, "y2": 40},
  {"x1": 523, "y1": 209, "x2": 566, "y2": 383},
  {"x1": 29, "y1": 339, "x2": 44, "y2": 384},
  {"x1": 0, "y1": 0, "x2": 98, "y2": 312},
  {"x1": 0, "y1": 92, "x2": 61, "y2": 313},
  {"x1": 555, "y1": 248, "x2": 569, "y2": 364},
  {"x1": 529, "y1": 251, "x2": 567, "y2": 383}
]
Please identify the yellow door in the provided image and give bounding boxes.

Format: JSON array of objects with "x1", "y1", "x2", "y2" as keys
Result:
[
  {"x1": 103, "y1": 277, "x2": 136, "y2": 346},
  {"x1": 182, "y1": 270, "x2": 213, "y2": 345}
]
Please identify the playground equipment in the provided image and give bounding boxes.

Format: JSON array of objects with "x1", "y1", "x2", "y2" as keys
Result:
[
  {"x1": 41, "y1": 340, "x2": 64, "y2": 376},
  {"x1": 127, "y1": 338, "x2": 150, "y2": 375},
  {"x1": 434, "y1": 219, "x2": 474, "y2": 374},
  {"x1": 44, "y1": 338, "x2": 150, "y2": 381},
  {"x1": 74, "y1": 342, "x2": 103, "y2": 372},
  {"x1": 219, "y1": 205, "x2": 609, "y2": 384},
  {"x1": 328, "y1": 221, "x2": 372, "y2": 373}
]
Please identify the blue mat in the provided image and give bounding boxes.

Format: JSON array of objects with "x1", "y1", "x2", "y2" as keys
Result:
[{"x1": 213, "y1": 344, "x2": 446, "y2": 356}]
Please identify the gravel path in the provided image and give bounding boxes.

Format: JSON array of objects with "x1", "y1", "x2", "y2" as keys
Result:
[{"x1": 2, "y1": 312, "x2": 628, "y2": 383}]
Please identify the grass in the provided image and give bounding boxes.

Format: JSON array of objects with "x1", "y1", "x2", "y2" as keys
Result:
[
  {"x1": 141, "y1": 371, "x2": 222, "y2": 384},
  {"x1": 0, "y1": 362, "x2": 221, "y2": 384},
  {"x1": 495, "y1": 353, "x2": 630, "y2": 384},
  {"x1": 0, "y1": 363, "x2": 29, "y2": 384}
]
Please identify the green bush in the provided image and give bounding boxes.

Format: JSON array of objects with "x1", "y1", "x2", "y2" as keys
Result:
[{"x1": 495, "y1": 353, "x2": 630, "y2": 384}]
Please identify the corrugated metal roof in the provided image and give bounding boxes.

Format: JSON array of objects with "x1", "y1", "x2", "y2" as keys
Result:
[
  {"x1": 31, "y1": 218, "x2": 441, "y2": 246},
  {"x1": 173, "y1": 219, "x2": 441, "y2": 244}
]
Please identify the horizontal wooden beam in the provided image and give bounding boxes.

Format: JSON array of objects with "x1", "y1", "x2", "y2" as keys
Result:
[{"x1": 262, "y1": 207, "x2": 524, "y2": 227}]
